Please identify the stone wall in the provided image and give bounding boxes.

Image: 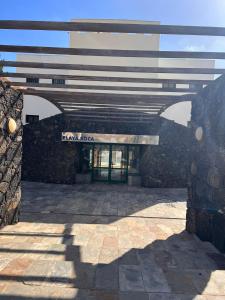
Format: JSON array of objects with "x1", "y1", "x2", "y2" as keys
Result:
[
  {"x1": 22, "y1": 114, "x2": 79, "y2": 184},
  {"x1": 0, "y1": 80, "x2": 23, "y2": 227},
  {"x1": 187, "y1": 75, "x2": 225, "y2": 252},
  {"x1": 140, "y1": 120, "x2": 189, "y2": 188},
  {"x1": 22, "y1": 114, "x2": 189, "y2": 187}
]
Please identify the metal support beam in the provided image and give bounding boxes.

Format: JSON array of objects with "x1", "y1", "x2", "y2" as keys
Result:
[
  {"x1": 1, "y1": 60, "x2": 223, "y2": 74},
  {"x1": 1, "y1": 72, "x2": 211, "y2": 85},
  {"x1": 8, "y1": 81, "x2": 197, "y2": 93},
  {"x1": 20, "y1": 88, "x2": 185, "y2": 104},
  {"x1": 1, "y1": 45, "x2": 225, "y2": 59},
  {"x1": 1, "y1": 20, "x2": 225, "y2": 36}
]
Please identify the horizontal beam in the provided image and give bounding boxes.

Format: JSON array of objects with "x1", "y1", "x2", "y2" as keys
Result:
[
  {"x1": 57, "y1": 103, "x2": 167, "y2": 110},
  {"x1": 58, "y1": 102, "x2": 164, "y2": 109},
  {"x1": 2, "y1": 72, "x2": 212, "y2": 85},
  {"x1": 65, "y1": 113, "x2": 156, "y2": 120},
  {"x1": 1, "y1": 60, "x2": 223, "y2": 74},
  {"x1": 20, "y1": 88, "x2": 193, "y2": 101},
  {"x1": 62, "y1": 107, "x2": 161, "y2": 112},
  {"x1": 66, "y1": 115, "x2": 157, "y2": 123},
  {"x1": 1, "y1": 20, "x2": 225, "y2": 36},
  {"x1": 1, "y1": 45, "x2": 225, "y2": 59},
  {"x1": 8, "y1": 81, "x2": 197, "y2": 93},
  {"x1": 64, "y1": 110, "x2": 159, "y2": 117}
]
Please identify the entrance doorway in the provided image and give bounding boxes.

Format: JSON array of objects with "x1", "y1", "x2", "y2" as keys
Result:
[{"x1": 92, "y1": 144, "x2": 128, "y2": 183}]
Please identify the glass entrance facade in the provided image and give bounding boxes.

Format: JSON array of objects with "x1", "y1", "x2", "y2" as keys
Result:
[
  {"x1": 92, "y1": 144, "x2": 128, "y2": 183},
  {"x1": 82, "y1": 143, "x2": 140, "y2": 183}
]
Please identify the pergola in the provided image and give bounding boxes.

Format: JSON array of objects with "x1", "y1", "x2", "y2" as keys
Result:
[{"x1": 1, "y1": 20, "x2": 225, "y2": 122}]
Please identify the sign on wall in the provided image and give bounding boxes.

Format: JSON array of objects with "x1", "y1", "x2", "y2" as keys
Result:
[{"x1": 62, "y1": 132, "x2": 159, "y2": 145}]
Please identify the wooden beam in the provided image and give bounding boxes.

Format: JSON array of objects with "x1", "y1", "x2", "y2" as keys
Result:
[
  {"x1": 65, "y1": 113, "x2": 156, "y2": 120},
  {"x1": 20, "y1": 88, "x2": 193, "y2": 102},
  {"x1": 59, "y1": 102, "x2": 163, "y2": 109},
  {"x1": 1, "y1": 45, "x2": 225, "y2": 59},
  {"x1": 1, "y1": 20, "x2": 225, "y2": 36},
  {"x1": 9, "y1": 81, "x2": 197, "y2": 93},
  {"x1": 2, "y1": 72, "x2": 211, "y2": 85},
  {"x1": 64, "y1": 109, "x2": 159, "y2": 117},
  {"x1": 61, "y1": 108, "x2": 161, "y2": 115},
  {"x1": 1, "y1": 60, "x2": 223, "y2": 74},
  {"x1": 66, "y1": 116, "x2": 157, "y2": 123}
]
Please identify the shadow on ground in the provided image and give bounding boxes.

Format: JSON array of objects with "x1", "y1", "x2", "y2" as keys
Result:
[{"x1": 0, "y1": 182, "x2": 225, "y2": 299}]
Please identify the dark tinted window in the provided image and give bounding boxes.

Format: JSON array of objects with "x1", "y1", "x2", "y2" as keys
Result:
[
  {"x1": 162, "y1": 82, "x2": 176, "y2": 89},
  {"x1": 26, "y1": 115, "x2": 39, "y2": 123},
  {"x1": 26, "y1": 77, "x2": 39, "y2": 83},
  {"x1": 52, "y1": 78, "x2": 65, "y2": 85}
]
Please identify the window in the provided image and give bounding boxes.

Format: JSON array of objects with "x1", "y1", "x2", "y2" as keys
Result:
[
  {"x1": 162, "y1": 82, "x2": 176, "y2": 89},
  {"x1": 26, "y1": 77, "x2": 39, "y2": 83},
  {"x1": 26, "y1": 114, "x2": 39, "y2": 124},
  {"x1": 189, "y1": 83, "x2": 203, "y2": 91},
  {"x1": 52, "y1": 78, "x2": 65, "y2": 85}
]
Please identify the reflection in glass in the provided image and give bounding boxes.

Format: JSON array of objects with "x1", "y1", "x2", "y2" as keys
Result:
[
  {"x1": 93, "y1": 145, "x2": 110, "y2": 168},
  {"x1": 111, "y1": 145, "x2": 127, "y2": 169},
  {"x1": 128, "y1": 146, "x2": 140, "y2": 174}
]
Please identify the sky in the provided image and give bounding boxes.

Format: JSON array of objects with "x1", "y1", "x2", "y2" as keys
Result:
[{"x1": 1, "y1": 0, "x2": 225, "y2": 62}]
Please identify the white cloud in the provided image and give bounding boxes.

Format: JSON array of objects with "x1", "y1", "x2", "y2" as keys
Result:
[{"x1": 184, "y1": 45, "x2": 206, "y2": 52}]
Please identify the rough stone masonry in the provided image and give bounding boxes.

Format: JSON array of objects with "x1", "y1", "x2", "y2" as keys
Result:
[
  {"x1": 0, "y1": 80, "x2": 23, "y2": 227},
  {"x1": 187, "y1": 75, "x2": 225, "y2": 253}
]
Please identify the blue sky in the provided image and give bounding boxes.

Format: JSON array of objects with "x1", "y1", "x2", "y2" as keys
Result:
[{"x1": 1, "y1": 0, "x2": 225, "y2": 64}]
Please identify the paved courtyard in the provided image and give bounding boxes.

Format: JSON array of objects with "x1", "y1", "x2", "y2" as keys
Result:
[{"x1": 0, "y1": 182, "x2": 225, "y2": 299}]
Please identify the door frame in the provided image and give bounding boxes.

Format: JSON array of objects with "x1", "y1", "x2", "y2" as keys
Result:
[{"x1": 91, "y1": 143, "x2": 129, "y2": 184}]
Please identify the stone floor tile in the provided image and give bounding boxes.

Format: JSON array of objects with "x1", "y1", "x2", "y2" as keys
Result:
[
  {"x1": 2, "y1": 282, "x2": 79, "y2": 299},
  {"x1": 163, "y1": 269, "x2": 199, "y2": 294},
  {"x1": 0, "y1": 259, "x2": 12, "y2": 272},
  {"x1": 96, "y1": 263, "x2": 119, "y2": 291},
  {"x1": 22, "y1": 260, "x2": 54, "y2": 286},
  {"x1": 119, "y1": 265, "x2": 144, "y2": 292},
  {"x1": 1, "y1": 183, "x2": 225, "y2": 298},
  {"x1": 119, "y1": 291, "x2": 149, "y2": 300},
  {"x1": 0, "y1": 258, "x2": 32, "y2": 277},
  {"x1": 139, "y1": 255, "x2": 171, "y2": 293},
  {"x1": 148, "y1": 293, "x2": 207, "y2": 299},
  {"x1": 80, "y1": 245, "x2": 101, "y2": 263},
  {"x1": 197, "y1": 270, "x2": 225, "y2": 295},
  {"x1": 103, "y1": 237, "x2": 118, "y2": 248},
  {"x1": 94, "y1": 290, "x2": 119, "y2": 300},
  {"x1": 118, "y1": 248, "x2": 139, "y2": 265},
  {"x1": 205, "y1": 296, "x2": 225, "y2": 300},
  {"x1": 99, "y1": 247, "x2": 119, "y2": 264}
]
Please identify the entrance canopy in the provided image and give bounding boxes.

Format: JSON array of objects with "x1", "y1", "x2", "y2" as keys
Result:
[{"x1": 1, "y1": 20, "x2": 225, "y2": 122}]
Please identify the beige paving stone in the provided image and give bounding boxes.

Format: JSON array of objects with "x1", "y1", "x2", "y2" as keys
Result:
[
  {"x1": 0, "y1": 259, "x2": 12, "y2": 272},
  {"x1": 99, "y1": 247, "x2": 119, "y2": 264},
  {"x1": 80, "y1": 245, "x2": 101, "y2": 263},
  {"x1": 103, "y1": 236, "x2": 118, "y2": 248},
  {"x1": 0, "y1": 258, "x2": 32, "y2": 276},
  {"x1": 1, "y1": 183, "x2": 224, "y2": 298}
]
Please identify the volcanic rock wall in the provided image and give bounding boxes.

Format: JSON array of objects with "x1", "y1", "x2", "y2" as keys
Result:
[
  {"x1": 187, "y1": 75, "x2": 225, "y2": 252},
  {"x1": 22, "y1": 114, "x2": 79, "y2": 184},
  {"x1": 140, "y1": 120, "x2": 189, "y2": 188},
  {"x1": 22, "y1": 114, "x2": 189, "y2": 187},
  {"x1": 0, "y1": 81, "x2": 23, "y2": 227}
]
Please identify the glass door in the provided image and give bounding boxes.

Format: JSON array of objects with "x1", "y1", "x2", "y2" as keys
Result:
[
  {"x1": 110, "y1": 145, "x2": 128, "y2": 183},
  {"x1": 92, "y1": 144, "x2": 128, "y2": 183},
  {"x1": 92, "y1": 144, "x2": 110, "y2": 182}
]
